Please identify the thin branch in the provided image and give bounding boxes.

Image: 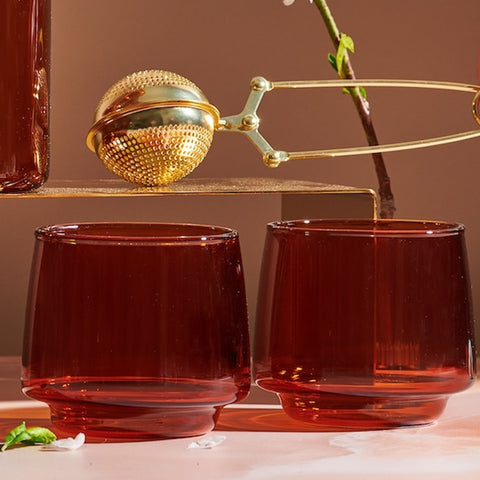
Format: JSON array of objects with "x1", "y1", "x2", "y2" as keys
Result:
[{"x1": 313, "y1": 0, "x2": 396, "y2": 219}]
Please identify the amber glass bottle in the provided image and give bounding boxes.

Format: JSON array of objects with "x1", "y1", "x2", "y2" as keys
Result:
[{"x1": 0, "y1": 0, "x2": 50, "y2": 192}]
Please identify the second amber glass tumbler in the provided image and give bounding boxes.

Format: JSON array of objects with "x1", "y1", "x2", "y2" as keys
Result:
[
  {"x1": 22, "y1": 223, "x2": 250, "y2": 441},
  {"x1": 254, "y1": 219, "x2": 476, "y2": 429}
]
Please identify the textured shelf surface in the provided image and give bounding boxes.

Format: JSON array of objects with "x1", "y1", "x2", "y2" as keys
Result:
[{"x1": 0, "y1": 177, "x2": 375, "y2": 198}]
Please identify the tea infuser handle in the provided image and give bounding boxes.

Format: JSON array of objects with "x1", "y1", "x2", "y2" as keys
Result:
[
  {"x1": 217, "y1": 76, "x2": 281, "y2": 164},
  {"x1": 218, "y1": 77, "x2": 480, "y2": 167}
]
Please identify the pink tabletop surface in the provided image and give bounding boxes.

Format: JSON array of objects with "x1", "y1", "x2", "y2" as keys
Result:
[{"x1": 1, "y1": 357, "x2": 479, "y2": 479}]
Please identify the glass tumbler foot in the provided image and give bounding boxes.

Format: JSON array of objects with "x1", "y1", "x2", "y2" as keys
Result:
[
  {"x1": 278, "y1": 391, "x2": 448, "y2": 430},
  {"x1": 48, "y1": 401, "x2": 222, "y2": 442}
]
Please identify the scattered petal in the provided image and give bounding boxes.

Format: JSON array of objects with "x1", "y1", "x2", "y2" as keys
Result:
[
  {"x1": 187, "y1": 435, "x2": 226, "y2": 449},
  {"x1": 42, "y1": 433, "x2": 85, "y2": 451}
]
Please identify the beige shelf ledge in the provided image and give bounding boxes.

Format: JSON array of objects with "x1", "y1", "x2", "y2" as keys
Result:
[
  {"x1": 0, "y1": 177, "x2": 378, "y2": 220},
  {"x1": 0, "y1": 177, "x2": 375, "y2": 198}
]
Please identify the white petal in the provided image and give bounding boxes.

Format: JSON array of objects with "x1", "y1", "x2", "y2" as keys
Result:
[
  {"x1": 283, "y1": 0, "x2": 296, "y2": 5},
  {"x1": 42, "y1": 433, "x2": 86, "y2": 451},
  {"x1": 187, "y1": 435, "x2": 226, "y2": 449}
]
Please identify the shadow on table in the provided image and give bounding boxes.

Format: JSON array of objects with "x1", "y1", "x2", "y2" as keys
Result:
[{"x1": 215, "y1": 406, "x2": 362, "y2": 433}]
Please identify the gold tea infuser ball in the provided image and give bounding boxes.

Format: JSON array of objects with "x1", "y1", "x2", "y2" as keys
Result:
[
  {"x1": 87, "y1": 72, "x2": 480, "y2": 186},
  {"x1": 86, "y1": 70, "x2": 220, "y2": 186}
]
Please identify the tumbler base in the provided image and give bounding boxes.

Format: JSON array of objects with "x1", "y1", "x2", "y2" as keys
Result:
[
  {"x1": 48, "y1": 401, "x2": 222, "y2": 442},
  {"x1": 278, "y1": 391, "x2": 448, "y2": 430}
]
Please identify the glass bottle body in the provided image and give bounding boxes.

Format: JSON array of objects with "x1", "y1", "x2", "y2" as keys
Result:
[{"x1": 0, "y1": 0, "x2": 50, "y2": 192}]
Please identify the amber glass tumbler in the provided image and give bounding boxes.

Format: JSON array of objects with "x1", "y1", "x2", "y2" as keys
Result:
[
  {"x1": 255, "y1": 219, "x2": 475, "y2": 429},
  {"x1": 22, "y1": 223, "x2": 250, "y2": 441},
  {"x1": 0, "y1": 0, "x2": 50, "y2": 192}
]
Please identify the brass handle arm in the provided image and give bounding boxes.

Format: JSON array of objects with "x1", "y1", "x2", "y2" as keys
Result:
[
  {"x1": 218, "y1": 77, "x2": 480, "y2": 167},
  {"x1": 217, "y1": 77, "x2": 287, "y2": 165}
]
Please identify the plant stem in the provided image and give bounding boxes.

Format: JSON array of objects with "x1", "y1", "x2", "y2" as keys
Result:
[{"x1": 313, "y1": 0, "x2": 396, "y2": 219}]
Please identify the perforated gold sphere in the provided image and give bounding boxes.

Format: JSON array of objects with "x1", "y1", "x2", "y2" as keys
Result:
[{"x1": 86, "y1": 70, "x2": 220, "y2": 186}]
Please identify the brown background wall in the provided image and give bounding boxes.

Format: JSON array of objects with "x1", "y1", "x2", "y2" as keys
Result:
[{"x1": 1, "y1": 0, "x2": 480, "y2": 353}]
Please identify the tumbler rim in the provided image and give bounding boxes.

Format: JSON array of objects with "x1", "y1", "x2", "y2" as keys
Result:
[
  {"x1": 35, "y1": 222, "x2": 238, "y2": 244},
  {"x1": 268, "y1": 218, "x2": 464, "y2": 237}
]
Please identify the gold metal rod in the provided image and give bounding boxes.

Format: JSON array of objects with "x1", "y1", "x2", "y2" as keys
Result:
[
  {"x1": 233, "y1": 77, "x2": 480, "y2": 165},
  {"x1": 286, "y1": 130, "x2": 480, "y2": 160},
  {"x1": 271, "y1": 78, "x2": 480, "y2": 93}
]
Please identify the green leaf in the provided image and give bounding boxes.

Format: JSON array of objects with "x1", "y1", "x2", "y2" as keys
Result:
[
  {"x1": 25, "y1": 427, "x2": 57, "y2": 446},
  {"x1": 342, "y1": 86, "x2": 367, "y2": 100},
  {"x1": 340, "y1": 33, "x2": 355, "y2": 53},
  {"x1": 327, "y1": 32, "x2": 367, "y2": 101},
  {"x1": 327, "y1": 53, "x2": 338, "y2": 72},
  {"x1": 1, "y1": 422, "x2": 57, "y2": 452},
  {"x1": 358, "y1": 86, "x2": 367, "y2": 99},
  {"x1": 2, "y1": 422, "x2": 28, "y2": 452},
  {"x1": 335, "y1": 33, "x2": 355, "y2": 74}
]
